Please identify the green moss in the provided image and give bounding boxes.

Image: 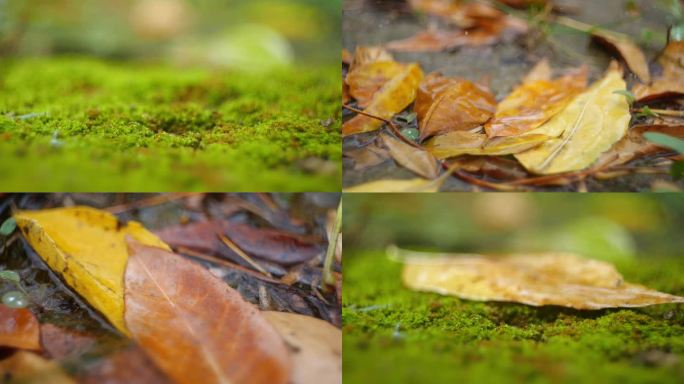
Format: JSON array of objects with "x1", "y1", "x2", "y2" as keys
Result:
[
  {"x1": 344, "y1": 252, "x2": 684, "y2": 383},
  {"x1": 0, "y1": 57, "x2": 340, "y2": 191}
]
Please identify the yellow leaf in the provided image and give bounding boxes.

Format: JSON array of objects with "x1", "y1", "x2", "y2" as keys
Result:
[
  {"x1": 514, "y1": 65, "x2": 631, "y2": 174},
  {"x1": 342, "y1": 63, "x2": 424, "y2": 136},
  {"x1": 346, "y1": 61, "x2": 404, "y2": 108},
  {"x1": 425, "y1": 130, "x2": 549, "y2": 159},
  {"x1": 13, "y1": 207, "x2": 170, "y2": 334},
  {"x1": 394, "y1": 246, "x2": 684, "y2": 310},
  {"x1": 343, "y1": 178, "x2": 443, "y2": 193}
]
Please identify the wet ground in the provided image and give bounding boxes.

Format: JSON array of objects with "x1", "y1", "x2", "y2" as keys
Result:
[{"x1": 343, "y1": 0, "x2": 684, "y2": 191}]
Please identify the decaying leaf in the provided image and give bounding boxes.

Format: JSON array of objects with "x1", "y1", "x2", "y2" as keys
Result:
[
  {"x1": 0, "y1": 351, "x2": 75, "y2": 384},
  {"x1": 394, "y1": 247, "x2": 684, "y2": 310},
  {"x1": 156, "y1": 220, "x2": 323, "y2": 265},
  {"x1": 13, "y1": 207, "x2": 170, "y2": 334},
  {"x1": 425, "y1": 130, "x2": 549, "y2": 159},
  {"x1": 592, "y1": 124, "x2": 684, "y2": 170},
  {"x1": 263, "y1": 311, "x2": 342, "y2": 384},
  {"x1": 380, "y1": 133, "x2": 440, "y2": 179},
  {"x1": 125, "y1": 240, "x2": 291, "y2": 384},
  {"x1": 485, "y1": 60, "x2": 589, "y2": 137},
  {"x1": 415, "y1": 73, "x2": 496, "y2": 140},
  {"x1": 343, "y1": 63, "x2": 424, "y2": 136},
  {"x1": 592, "y1": 29, "x2": 651, "y2": 83},
  {"x1": 0, "y1": 305, "x2": 40, "y2": 350},
  {"x1": 633, "y1": 41, "x2": 684, "y2": 102},
  {"x1": 515, "y1": 64, "x2": 631, "y2": 174},
  {"x1": 343, "y1": 140, "x2": 391, "y2": 171}
]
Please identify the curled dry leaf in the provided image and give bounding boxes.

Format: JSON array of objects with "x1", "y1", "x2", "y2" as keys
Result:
[
  {"x1": 515, "y1": 64, "x2": 631, "y2": 174},
  {"x1": 448, "y1": 156, "x2": 529, "y2": 180},
  {"x1": 592, "y1": 30, "x2": 651, "y2": 83},
  {"x1": 0, "y1": 305, "x2": 40, "y2": 350},
  {"x1": 125, "y1": 240, "x2": 291, "y2": 384},
  {"x1": 156, "y1": 220, "x2": 323, "y2": 265},
  {"x1": 348, "y1": 46, "x2": 394, "y2": 74},
  {"x1": 0, "y1": 351, "x2": 75, "y2": 384},
  {"x1": 415, "y1": 73, "x2": 496, "y2": 140},
  {"x1": 13, "y1": 206, "x2": 170, "y2": 334},
  {"x1": 592, "y1": 124, "x2": 684, "y2": 170},
  {"x1": 408, "y1": 0, "x2": 501, "y2": 28},
  {"x1": 380, "y1": 133, "x2": 440, "y2": 179},
  {"x1": 425, "y1": 130, "x2": 549, "y2": 159},
  {"x1": 394, "y1": 246, "x2": 684, "y2": 310},
  {"x1": 633, "y1": 41, "x2": 684, "y2": 102},
  {"x1": 343, "y1": 63, "x2": 424, "y2": 136},
  {"x1": 485, "y1": 60, "x2": 589, "y2": 137},
  {"x1": 263, "y1": 311, "x2": 342, "y2": 384}
]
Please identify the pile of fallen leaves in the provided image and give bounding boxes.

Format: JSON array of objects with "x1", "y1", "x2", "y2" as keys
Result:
[
  {"x1": 0, "y1": 193, "x2": 341, "y2": 384},
  {"x1": 343, "y1": 0, "x2": 684, "y2": 191}
]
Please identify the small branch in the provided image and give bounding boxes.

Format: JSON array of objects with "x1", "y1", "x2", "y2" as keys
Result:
[
  {"x1": 343, "y1": 104, "x2": 420, "y2": 148},
  {"x1": 633, "y1": 108, "x2": 684, "y2": 118},
  {"x1": 218, "y1": 235, "x2": 272, "y2": 278},
  {"x1": 106, "y1": 193, "x2": 200, "y2": 214},
  {"x1": 177, "y1": 246, "x2": 281, "y2": 284},
  {"x1": 323, "y1": 200, "x2": 342, "y2": 287}
]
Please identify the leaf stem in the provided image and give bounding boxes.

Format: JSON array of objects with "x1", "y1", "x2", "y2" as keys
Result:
[{"x1": 323, "y1": 200, "x2": 342, "y2": 287}]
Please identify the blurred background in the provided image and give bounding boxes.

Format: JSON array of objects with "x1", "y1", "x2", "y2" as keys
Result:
[
  {"x1": 344, "y1": 194, "x2": 684, "y2": 262},
  {"x1": 0, "y1": 0, "x2": 341, "y2": 70}
]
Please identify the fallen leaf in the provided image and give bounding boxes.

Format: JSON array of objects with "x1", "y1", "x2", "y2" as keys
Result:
[
  {"x1": 0, "y1": 305, "x2": 40, "y2": 350},
  {"x1": 592, "y1": 124, "x2": 684, "y2": 170},
  {"x1": 592, "y1": 30, "x2": 651, "y2": 83},
  {"x1": 448, "y1": 155, "x2": 529, "y2": 180},
  {"x1": 408, "y1": 0, "x2": 508, "y2": 28},
  {"x1": 348, "y1": 46, "x2": 394, "y2": 74},
  {"x1": 346, "y1": 61, "x2": 405, "y2": 108},
  {"x1": 380, "y1": 133, "x2": 440, "y2": 178},
  {"x1": 343, "y1": 140, "x2": 390, "y2": 171},
  {"x1": 394, "y1": 247, "x2": 684, "y2": 310},
  {"x1": 415, "y1": 73, "x2": 496, "y2": 140},
  {"x1": 342, "y1": 48, "x2": 353, "y2": 66},
  {"x1": 263, "y1": 311, "x2": 341, "y2": 384},
  {"x1": 14, "y1": 206, "x2": 170, "y2": 334},
  {"x1": 39, "y1": 324, "x2": 97, "y2": 360},
  {"x1": 0, "y1": 351, "x2": 75, "y2": 384},
  {"x1": 125, "y1": 240, "x2": 291, "y2": 384},
  {"x1": 343, "y1": 63, "x2": 424, "y2": 136},
  {"x1": 425, "y1": 130, "x2": 549, "y2": 159},
  {"x1": 156, "y1": 221, "x2": 323, "y2": 265},
  {"x1": 515, "y1": 64, "x2": 631, "y2": 174},
  {"x1": 485, "y1": 61, "x2": 589, "y2": 137},
  {"x1": 633, "y1": 41, "x2": 684, "y2": 102}
]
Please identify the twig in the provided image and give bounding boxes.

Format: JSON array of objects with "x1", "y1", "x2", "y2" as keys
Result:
[
  {"x1": 218, "y1": 235, "x2": 272, "y2": 278},
  {"x1": 177, "y1": 246, "x2": 280, "y2": 284},
  {"x1": 106, "y1": 193, "x2": 200, "y2": 214},
  {"x1": 323, "y1": 201, "x2": 342, "y2": 287},
  {"x1": 633, "y1": 108, "x2": 684, "y2": 118},
  {"x1": 343, "y1": 104, "x2": 420, "y2": 148}
]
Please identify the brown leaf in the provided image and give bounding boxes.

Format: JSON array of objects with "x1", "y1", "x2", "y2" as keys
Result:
[
  {"x1": 124, "y1": 240, "x2": 291, "y2": 384},
  {"x1": 0, "y1": 305, "x2": 40, "y2": 351},
  {"x1": 343, "y1": 140, "x2": 390, "y2": 171},
  {"x1": 592, "y1": 124, "x2": 684, "y2": 170},
  {"x1": 425, "y1": 130, "x2": 548, "y2": 159},
  {"x1": 156, "y1": 221, "x2": 323, "y2": 265},
  {"x1": 633, "y1": 41, "x2": 684, "y2": 102},
  {"x1": 263, "y1": 311, "x2": 342, "y2": 384},
  {"x1": 485, "y1": 61, "x2": 589, "y2": 137},
  {"x1": 380, "y1": 133, "x2": 440, "y2": 179},
  {"x1": 0, "y1": 351, "x2": 75, "y2": 384},
  {"x1": 592, "y1": 30, "x2": 650, "y2": 83},
  {"x1": 408, "y1": 0, "x2": 506, "y2": 28},
  {"x1": 40, "y1": 324, "x2": 96, "y2": 360},
  {"x1": 448, "y1": 156, "x2": 529, "y2": 180},
  {"x1": 348, "y1": 46, "x2": 394, "y2": 74},
  {"x1": 397, "y1": 247, "x2": 684, "y2": 310},
  {"x1": 415, "y1": 73, "x2": 496, "y2": 140}
]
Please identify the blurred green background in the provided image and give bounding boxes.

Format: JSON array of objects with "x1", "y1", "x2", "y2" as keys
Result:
[
  {"x1": 0, "y1": 0, "x2": 341, "y2": 69},
  {"x1": 344, "y1": 194, "x2": 684, "y2": 261}
]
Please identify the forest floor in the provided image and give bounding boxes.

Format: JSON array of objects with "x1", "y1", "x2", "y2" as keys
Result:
[
  {"x1": 0, "y1": 57, "x2": 341, "y2": 191},
  {"x1": 343, "y1": 251, "x2": 684, "y2": 383}
]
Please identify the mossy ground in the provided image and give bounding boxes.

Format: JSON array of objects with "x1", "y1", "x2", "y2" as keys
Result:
[
  {"x1": 344, "y1": 251, "x2": 684, "y2": 383},
  {"x1": 0, "y1": 57, "x2": 340, "y2": 191}
]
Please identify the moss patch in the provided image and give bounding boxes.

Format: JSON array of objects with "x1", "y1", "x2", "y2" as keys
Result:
[
  {"x1": 0, "y1": 57, "x2": 340, "y2": 191},
  {"x1": 344, "y1": 251, "x2": 684, "y2": 383}
]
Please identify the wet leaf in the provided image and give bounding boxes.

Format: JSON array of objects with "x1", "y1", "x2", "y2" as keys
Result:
[
  {"x1": 425, "y1": 131, "x2": 549, "y2": 159},
  {"x1": 342, "y1": 64, "x2": 424, "y2": 136},
  {"x1": 156, "y1": 221, "x2": 323, "y2": 266},
  {"x1": 125, "y1": 240, "x2": 291, "y2": 384},
  {"x1": 515, "y1": 65, "x2": 631, "y2": 174},
  {"x1": 415, "y1": 73, "x2": 496, "y2": 140},
  {"x1": 0, "y1": 305, "x2": 40, "y2": 350},
  {"x1": 0, "y1": 351, "x2": 75, "y2": 384},
  {"x1": 592, "y1": 125, "x2": 684, "y2": 170},
  {"x1": 633, "y1": 41, "x2": 684, "y2": 102},
  {"x1": 14, "y1": 206, "x2": 170, "y2": 334},
  {"x1": 263, "y1": 311, "x2": 342, "y2": 384},
  {"x1": 380, "y1": 133, "x2": 440, "y2": 179},
  {"x1": 346, "y1": 61, "x2": 405, "y2": 108},
  {"x1": 485, "y1": 61, "x2": 589, "y2": 137},
  {"x1": 396, "y1": 247, "x2": 684, "y2": 310},
  {"x1": 592, "y1": 30, "x2": 650, "y2": 83}
]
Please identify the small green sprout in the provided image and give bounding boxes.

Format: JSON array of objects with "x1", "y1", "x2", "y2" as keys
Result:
[
  {"x1": 635, "y1": 106, "x2": 660, "y2": 118},
  {"x1": 0, "y1": 217, "x2": 16, "y2": 236},
  {"x1": 614, "y1": 90, "x2": 636, "y2": 105}
]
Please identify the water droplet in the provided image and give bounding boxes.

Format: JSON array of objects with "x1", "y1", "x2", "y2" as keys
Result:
[{"x1": 2, "y1": 291, "x2": 28, "y2": 308}]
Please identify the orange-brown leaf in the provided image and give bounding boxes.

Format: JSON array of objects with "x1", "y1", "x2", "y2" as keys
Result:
[
  {"x1": 0, "y1": 305, "x2": 40, "y2": 351},
  {"x1": 592, "y1": 30, "x2": 650, "y2": 83},
  {"x1": 633, "y1": 41, "x2": 684, "y2": 102},
  {"x1": 342, "y1": 64, "x2": 424, "y2": 136},
  {"x1": 346, "y1": 61, "x2": 405, "y2": 108},
  {"x1": 124, "y1": 240, "x2": 291, "y2": 384},
  {"x1": 380, "y1": 133, "x2": 440, "y2": 179},
  {"x1": 485, "y1": 63, "x2": 589, "y2": 137},
  {"x1": 415, "y1": 73, "x2": 496, "y2": 140}
]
